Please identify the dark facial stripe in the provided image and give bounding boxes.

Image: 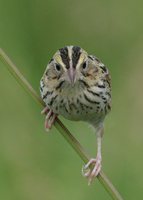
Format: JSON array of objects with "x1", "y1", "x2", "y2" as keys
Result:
[
  {"x1": 83, "y1": 93, "x2": 100, "y2": 104},
  {"x1": 55, "y1": 80, "x2": 65, "y2": 90},
  {"x1": 87, "y1": 89, "x2": 100, "y2": 97},
  {"x1": 97, "y1": 83, "x2": 105, "y2": 88},
  {"x1": 59, "y1": 47, "x2": 70, "y2": 69},
  {"x1": 72, "y1": 46, "x2": 81, "y2": 68},
  {"x1": 79, "y1": 79, "x2": 89, "y2": 88}
]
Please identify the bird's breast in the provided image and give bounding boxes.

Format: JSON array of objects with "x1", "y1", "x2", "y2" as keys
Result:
[{"x1": 49, "y1": 85, "x2": 111, "y2": 122}]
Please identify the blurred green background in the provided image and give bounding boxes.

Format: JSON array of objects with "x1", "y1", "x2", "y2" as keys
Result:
[{"x1": 0, "y1": 0, "x2": 143, "y2": 199}]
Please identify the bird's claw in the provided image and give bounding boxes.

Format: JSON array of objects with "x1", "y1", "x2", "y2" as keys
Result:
[
  {"x1": 82, "y1": 156, "x2": 102, "y2": 185},
  {"x1": 41, "y1": 107, "x2": 57, "y2": 131}
]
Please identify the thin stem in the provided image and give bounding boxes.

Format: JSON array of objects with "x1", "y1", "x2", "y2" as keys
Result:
[{"x1": 0, "y1": 48, "x2": 124, "y2": 200}]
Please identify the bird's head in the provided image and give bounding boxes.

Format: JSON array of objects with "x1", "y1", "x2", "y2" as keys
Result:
[{"x1": 45, "y1": 46, "x2": 103, "y2": 89}]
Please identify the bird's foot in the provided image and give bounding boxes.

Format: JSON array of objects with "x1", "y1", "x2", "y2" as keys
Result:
[
  {"x1": 41, "y1": 107, "x2": 57, "y2": 131},
  {"x1": 82, "y1": 155, "x2": 102, "y2": 185}
]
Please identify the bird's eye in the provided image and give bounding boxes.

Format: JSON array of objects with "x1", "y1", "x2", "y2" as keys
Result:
[
  {"x1": 55, "y1": 63, "x2": 61, "y2": 71},
  {"x1": 82, "y1": 62, "x2": 87, "y2": 69}
]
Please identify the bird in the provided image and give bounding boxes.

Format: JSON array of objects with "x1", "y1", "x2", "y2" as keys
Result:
[{"x1": 40, "y1": 46, "x2": 111, "y2": 185}]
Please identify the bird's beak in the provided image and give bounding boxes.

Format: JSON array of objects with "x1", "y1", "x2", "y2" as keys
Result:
[{"x1": 67, "y1": 67, "x2": 76, "y2": 84}]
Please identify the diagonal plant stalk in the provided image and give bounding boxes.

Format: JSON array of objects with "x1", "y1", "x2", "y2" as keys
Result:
[{"x1": 0, "y1": 48, "x2": 124, "y2": 200}]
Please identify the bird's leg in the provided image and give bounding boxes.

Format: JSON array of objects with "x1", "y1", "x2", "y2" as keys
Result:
[
  {"x1": 82, "y1": 125, "x2": 103, "y2": 185},
  {"x1": 41, "y1": 107, "x2": 49, "y2": 115},
  {"x1": 41, "y1": 107, "x2": 57, "y2": 131}
]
